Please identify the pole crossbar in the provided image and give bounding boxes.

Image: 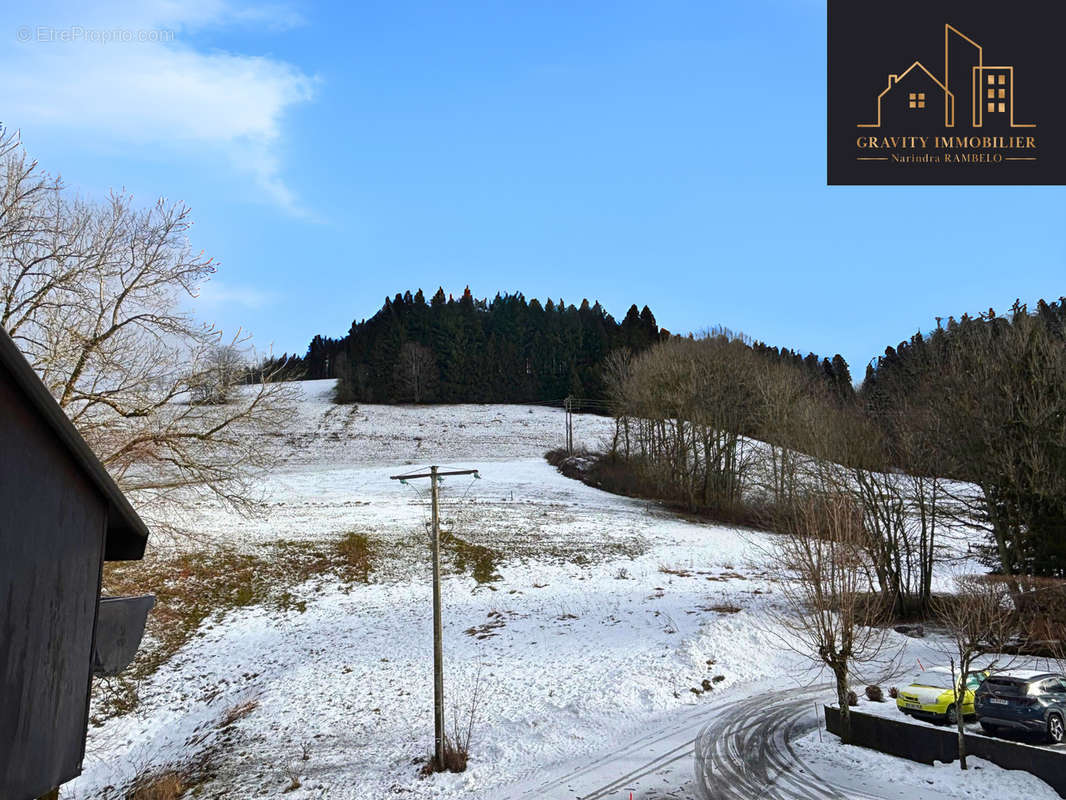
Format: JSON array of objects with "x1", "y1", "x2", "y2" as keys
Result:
[{"x1": 389, "y1": 469, "x2": 478, "y2": 480}]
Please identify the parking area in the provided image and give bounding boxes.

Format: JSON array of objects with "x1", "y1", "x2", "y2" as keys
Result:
[
  {"x1": 856, "y1": 694, "x2": 1066, "y2": 753},
  {"x1": 826, "y1": 704, "x2": 1066, "y2": 797}
]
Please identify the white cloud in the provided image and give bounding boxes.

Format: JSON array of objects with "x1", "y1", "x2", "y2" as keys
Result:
[
  {"x1": 4, "y1": 1, "x2": 316, "y2": 215},
  {"x1": 216, "y1": 3, "x2": 307, "y2": 31},
  {"x1": 196, "y1": 279, "x2": 279, "y2": 310}
]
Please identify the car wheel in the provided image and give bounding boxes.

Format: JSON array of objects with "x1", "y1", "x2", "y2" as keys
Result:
[
  {"x1": 980, "y1": 721, "x2": 1000, "y2": 735},
  {"x1": 946, "y1": 705, "x2": 958, "y2": 725},
  {"x1": 1048, "y1": 714, "x2": 1065, "y2": 744}
]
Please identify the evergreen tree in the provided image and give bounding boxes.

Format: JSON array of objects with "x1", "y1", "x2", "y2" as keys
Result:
[{"x1": 316, "y1": 289, "x2": 662, "y2": 406}]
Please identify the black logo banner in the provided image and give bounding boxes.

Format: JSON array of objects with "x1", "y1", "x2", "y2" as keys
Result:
[{"x1": 828, "y1": 0, "x2": 1066, "y2": 185}]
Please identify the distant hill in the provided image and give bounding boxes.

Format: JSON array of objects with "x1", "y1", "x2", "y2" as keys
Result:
[{"x1": 255, "y1": 287, "x2": 850, "y2": 407}]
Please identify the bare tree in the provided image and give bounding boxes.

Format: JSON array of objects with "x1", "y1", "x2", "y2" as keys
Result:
[
  {"x1": 770, "y1": 493, "x2": 894, "y2": 744},
  {"x1": 394, "y1": 341, "x2": 438, "y2": 403},
  {"x1": 0, "y1": 131, "x2": 297, "y2": 538},
  {"x1": 934, "y1": 575, "x2": 1021, "y2": 770},
  {"x1": 189, "y1": 344, "x2": 247, "y2": 405},
  {"x1": 601, "y1": 347, "x2": 633, "y2": 459},
  {"x1": 752, "y1": 358, "x2": 814, "y2": 514},
  {"x1": 602, "y1": 333, "x2": 760, "y2": 516},
  {"x1": 799, "y1": 399, "x2": 951, "y2": 619}
]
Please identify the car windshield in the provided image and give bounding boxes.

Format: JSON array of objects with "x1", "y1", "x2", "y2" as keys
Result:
[
  {"x1": 982, "y1": 677, "x2": 1030, "y2": 696},
  {"x1": 908, "y1": 671, "x2": 955, "y2": 690}
]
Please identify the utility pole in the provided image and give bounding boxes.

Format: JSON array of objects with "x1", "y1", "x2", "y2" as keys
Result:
[
  {"x1": 564, "y1": 395, "x2": 574, "y2": 455},
  {"x1": 428, "y1": 466, "x2": 443, "y2": 765},
  {"x1": 390, "y1": 465, "x2": 479, "y2": 767}
]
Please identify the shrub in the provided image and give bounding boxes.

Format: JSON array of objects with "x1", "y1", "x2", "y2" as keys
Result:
[
  {"x1": 127, "y1": 771, "x2": 187, "y2": 800},
  {"x1": 420, "y1": 737, "x2": 469, "y2": 774},
  {"x1": 422, "y1": 664, "x2": 484, "y2": 775},
  {"x1": 865, "y1": 685, "x2": 884, "y2": 702},
  {"x1": 544, "y1": 448, "x2": 569, "y2": 467},
  {"x1": 282, "y1": 761, "x2": 302, "y2": 793},
  {"x1": 888, "y1": 686, "x2": 899, "y2": 699},
  {"x1": 847, "y1": 689, "x2": 858, "y2": 706}
]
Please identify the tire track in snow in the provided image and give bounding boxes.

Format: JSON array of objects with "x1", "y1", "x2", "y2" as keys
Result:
[
  {"x1": 487, "y1": 688, "x2": 815, "y2": 800},
  {"x1": 488, "y1": 698, "x2": 733, "y2": 799},
  {"x1": 694, "y1": 684, "x2": 883, "y2": 800},
  {"x1": 497, "y1": 684, "x2": 877, "y2": 800}
]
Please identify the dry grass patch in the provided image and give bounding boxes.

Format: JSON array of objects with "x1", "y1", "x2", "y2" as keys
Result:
[
  {"x1": 217, "y1": 699, "x2": 258, "y2": 729},
  {"x1": 464, "y1": 610, "x2": 508, "y2": 640},
  {"x1": 96, "y1": 532, "x2": 378, "y2": 722},
  {"x1": 445, "y1": 533, "x2": 501, "y2": 585},
  {"x1": 703, "y1": 603, "x2": 742, "y2": 614},
  {"x1": 659, "y1": 565, "x2": 693, "y2": 578},
  {"x1": 126, "y1": 770, "x2": 189, "y2": 800},
  {"x1": 335, "y1": 531, "x2": 374, "y2": 581}
]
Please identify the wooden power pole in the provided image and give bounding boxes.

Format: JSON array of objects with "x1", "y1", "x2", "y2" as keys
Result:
[
  {"x1": 390, "y1": 465, "x2": 479, "y2": 767},
  {"x1": 564, "y1": 395, "x2": 574, "y2": 455}
]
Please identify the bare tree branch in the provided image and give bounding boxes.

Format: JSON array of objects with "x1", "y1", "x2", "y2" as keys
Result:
[{"x1": 0, "y1": 131, "x2": 298, "y2": 540}]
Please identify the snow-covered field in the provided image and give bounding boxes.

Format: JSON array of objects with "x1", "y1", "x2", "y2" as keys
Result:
[{"x1": 68, "y1": 380, "x2": 1061, "y2": 799}]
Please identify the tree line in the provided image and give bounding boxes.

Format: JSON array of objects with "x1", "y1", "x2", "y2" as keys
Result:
[
  {"x1": 290, "y1": 288, "x2": 663, "y2": 404},
  {"x1": 862, "y1": 301, "x2": 1066, "y2": 579},
  {"x1": 598, "y1": 299, "x2": 1066, "y2": 603},
  {"x1": 592, "y1": 301, "x2": 1066, "y2": 754},
  {"x1": 264, "y1": 289, "x2": 853, "y2": 407}
]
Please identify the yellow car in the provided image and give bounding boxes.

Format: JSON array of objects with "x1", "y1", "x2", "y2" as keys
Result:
[{"x1": 896, "y1": 667, "x2": 989, "y2": 724}]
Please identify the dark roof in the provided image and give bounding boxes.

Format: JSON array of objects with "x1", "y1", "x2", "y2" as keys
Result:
[{"x1": 0, "y1": 325, "x2": 148, "y2": 560}]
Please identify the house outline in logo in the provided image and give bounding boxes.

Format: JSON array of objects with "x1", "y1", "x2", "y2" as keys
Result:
[{"x1": 858, "y1": 24, "x2": 1035, "y2": 129}]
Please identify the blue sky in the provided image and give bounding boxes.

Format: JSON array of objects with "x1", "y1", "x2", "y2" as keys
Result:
[{"x1": 6, "y1": 0, "x2": 1063, "y2": 376}]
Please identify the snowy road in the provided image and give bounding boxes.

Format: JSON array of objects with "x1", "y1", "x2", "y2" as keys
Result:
[
  {"x1": 492, "y1": 679, "x2": 1060, "y2": 800},
  {"x1": 696, "y1": 684, "x2": 1062, "y2": 800},
  {"x1": 693, "y1": 684, "x2": 880, "y2": 800},
  {"x1": 488, "y1": 698, "x2": 711, "y2": 800},
  {"x1": 485, "y1": 680, "x2": 843, "y2": 800}
]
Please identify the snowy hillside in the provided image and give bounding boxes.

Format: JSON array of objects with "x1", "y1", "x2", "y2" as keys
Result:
[{"x1": 70, "y1": 380, "x2": 1060, "y2": 800}]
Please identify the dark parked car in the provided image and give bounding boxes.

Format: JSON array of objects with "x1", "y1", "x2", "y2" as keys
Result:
[{"x1": 974, "y1": 670, "x2": 1066, "y2": 744}]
